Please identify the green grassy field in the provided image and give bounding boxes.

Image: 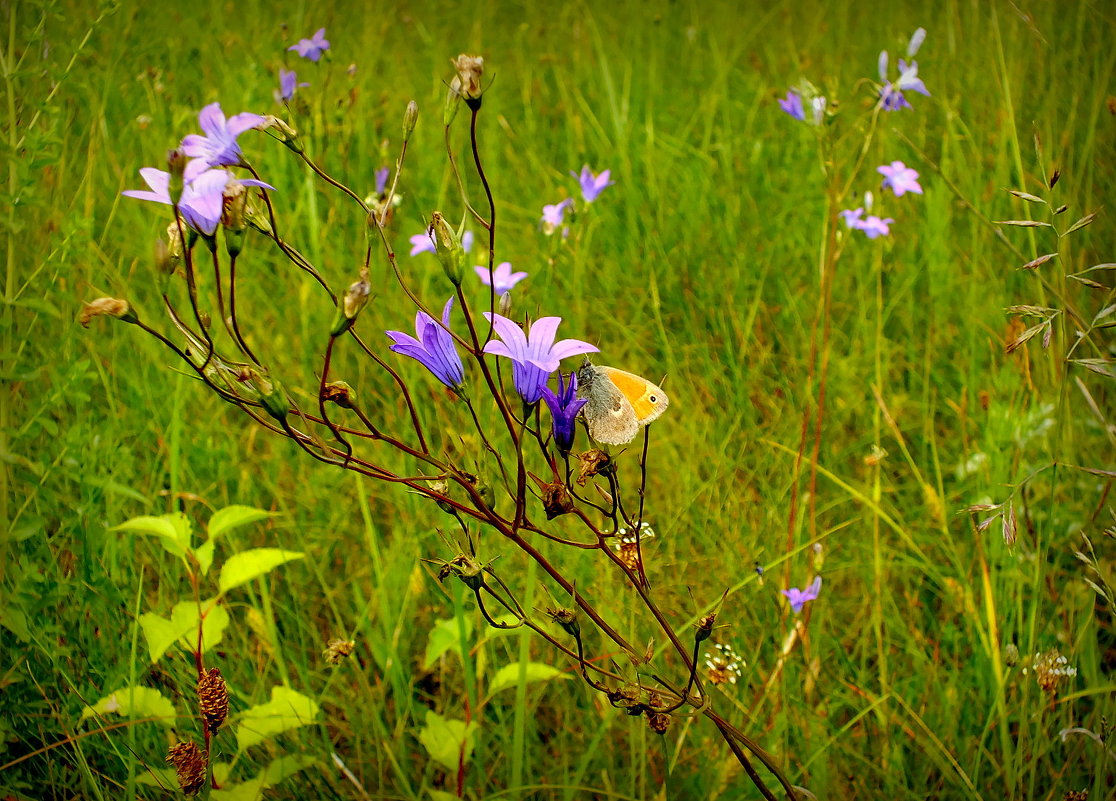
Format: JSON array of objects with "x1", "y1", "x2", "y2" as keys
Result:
[{"x1": 3, "y1": 0, "x2": 1115, "y2": 798}]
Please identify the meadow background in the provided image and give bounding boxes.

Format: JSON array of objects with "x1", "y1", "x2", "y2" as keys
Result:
[{"x1": 3, "y1": 0, "x2": 1115, "y2": 798}]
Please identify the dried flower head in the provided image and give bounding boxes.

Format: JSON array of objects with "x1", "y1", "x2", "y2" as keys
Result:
[
  {"x1": 165, "y1": 741, "x2": 206, "y2": 796},
  {"x1": 576, "y1": 449, "x2": 612, "y2": 486},
  {"x1": 452, "y1": 54, "x2": 485, "y2": 104},
  {"x1": 323, "y1": 638, "x2": 356, "y2": 666},
  {"x1": 704, "y1": 642, "x2": 744, "y2": 686},
  {"x1": 79, "y1": 297, "x2": 136, "y2": 327},
  {"x1": 321, "y1": 381, "x2": 356, "y2": 409},
  {"x1": 196, "y1": 667, "x2": 229, "y2": 734},
  {"x1": 647, "y1": 691, "x2": 671, "y2": 735},
  {"x1": 1026, "y1": 649, "x2": 1077, "y2": 694},
  {"x1": 1063, "y1": 790, "x2": 1088, "y2": 801},
  {"x1": 545, "y1": 606, "x2": 580, "y2": 638},
  {"x1": 540, "y1": 479, "x2": 575, "y2": 520}
]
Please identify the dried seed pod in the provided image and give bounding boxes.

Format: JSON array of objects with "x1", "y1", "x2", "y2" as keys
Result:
[{"x1": 196, "y1": 667, "x2": 229, "y2": 734}]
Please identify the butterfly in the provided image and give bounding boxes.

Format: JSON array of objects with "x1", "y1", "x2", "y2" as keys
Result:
[{"x1": 575, "y1": 360, "x2": 670, "y2": 445}]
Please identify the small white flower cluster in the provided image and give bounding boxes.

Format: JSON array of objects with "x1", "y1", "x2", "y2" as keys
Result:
[
  {"x1": 704, "y1": 642, "x2": 744, "y2": 686},
  {"x1": 1023, "y1": 649, "x2": 1078, "y2": 693},
  {"x1": 615, "y1": 522, "x2": 655, "y2": 547}
]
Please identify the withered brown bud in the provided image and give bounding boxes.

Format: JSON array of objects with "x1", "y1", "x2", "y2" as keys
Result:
[
  {"x1": 541, "y1": 480, "x2": 575, "y2": 519},
  {"x1": 322, "y1": 381, "x2": 357, "y2": 409},
  {"x1": 1048, "y1": 168, "x2": 1061, "y2": 189},
  {"x1": 545, "y1": 606, "x2": 580, "y2": 638},
  {"x1": 695, "y1": 612, "x2": 716, "y2": 643},
  {"x1": 196, "y1": 667, "x2": 229, "y2": 734},
  {"x1": 165, "y1": 741, "x2": 206, "y2": 796},
  {"x1": 79, "y1": 297, "x2": 137, "y2": 327},
  {"x1": 647, "y1": 692, "x2": 671, "y2": 734},
  {"x1": 576, "y1": 449, "x2": 612, "y2": 486},
  {"x1": 221, "y1": 180, "x2": 248, "y2": 231},
  {"x1": 451, "y1": 54, "x2": 484, "y2": 107},
  {"x1": 323, "y1": 638, "x2": 356, "y2": 666}
]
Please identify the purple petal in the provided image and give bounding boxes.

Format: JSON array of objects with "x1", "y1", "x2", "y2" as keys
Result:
[
  {"x1": 197, "y1": 103, "x2": 225, "y2": 137},
  {"x1": 483, "y1": 312, "x2": 528, "y2": 357},
  {"x1": 525, "y1": 316, "x2": 562, "y2": 355},
  {"x1": 548, "y1": 338, "x2": 600, "y2": 362},
  {"x1": 227, "y1": 112, "x2": 266, "y2": 137}
]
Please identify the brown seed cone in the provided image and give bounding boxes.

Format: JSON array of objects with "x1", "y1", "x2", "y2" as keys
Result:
[
  {"x1": 196, "y1": 667, "x2": 229, "y2": 734},
  {"x1": 165, "y1": 741, "x2": 206, "y2": 796}
]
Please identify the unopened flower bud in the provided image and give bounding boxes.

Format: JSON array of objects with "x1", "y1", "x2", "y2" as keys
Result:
[
  {"x1": 79, "y1": 297, "x2": 138, "y2": 327},
  {"x1": 403, "y1": 100, "x2": 419, "y2": 142},
  {"x1": 196, "y1": 667, "x2": 229, "y2": 734},
  {"x1": 167, "y1": 148, "x2": 187, "y2": 205},
  {"x1": 222, "y1": 181, "x2": 249, "y2": 257},
  {"x1": 331, "y1": 272, "x2": 372, "y2": 336},
  {"x1": 259, "y1": 115, "x2": 303, "y2": 154},
  {"x1": 498, "y1": 290, "x2": 513, "y2": 317},
  {"x1": 695, "y1": 612, "x2": 716, "y2": 644},
  {"x1": 258, "y1": 376, "x2": 289, "y2": 422},
  {"x1": 452, "y1": 54, "x2": 484, "y2": 109},
  {"x1": 430, "y1": 212, "x2": 464, "y2": 285},
  {"x1": 165, "y1": 220, "x2": 185, "y2": 262}
]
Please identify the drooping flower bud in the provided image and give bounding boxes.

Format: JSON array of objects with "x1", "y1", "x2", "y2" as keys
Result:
[
  {"x1": 430, "y1": 212, "x2": 464, "y2": 285},
  {"x1": 222, "y1": 180, "x2": 249, "y2": 257},
  {"x1": 545, "y1": 606, "x2": 580, "y2": 638},
  {"x1": 259, "y1": 115, "x2": 304, "y2": 154},
  {"x1": 79, "y1": 297, "x2": 138, "y2": 327}
]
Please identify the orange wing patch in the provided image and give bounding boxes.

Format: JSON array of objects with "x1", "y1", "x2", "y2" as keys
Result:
[{"x1": 602, "y1": 368, "x2": 663, "y2": 422}]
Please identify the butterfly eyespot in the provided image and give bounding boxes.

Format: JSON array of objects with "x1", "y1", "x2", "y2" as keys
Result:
[{"x1": 649, "y1": 395, "x2": 657, "y2": 404}]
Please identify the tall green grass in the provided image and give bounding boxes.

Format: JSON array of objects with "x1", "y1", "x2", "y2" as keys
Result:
[{"x1": 3, "y1": 0, "x2": 1114, "y2": 798}]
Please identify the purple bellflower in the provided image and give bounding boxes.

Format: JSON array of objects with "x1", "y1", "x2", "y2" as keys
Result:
[
  {"x1": 572, "y1": 166, "x2": 614, "y2": 203},
  {"x1": 180, "y1": 103, "x2": 266, "y2": 181},
  {"x1": 878, "y1": 28, "x2": 930, "y2": 111},
  {"x1": 289, "y1": 28, "x2": 330, "y2": 62},
  {"x1": 410, "y1": 227, "x2": 473, "y2": 257},
  {"x1": 541, "y1": 198, "x2": 573, "y2": 235},
  {"x1": 540, "y1": 371, "x2": 587, "y2": 455},
  {"x1": 123, "y1": 168, "x2": 273, "y2": 236},
  {"x1": 386, "y1": 297, "x2": 465, "y2": 391},
  {"x1": 782, "y1": 576, "x2": 822, "y2": 614},
  {"x1": 840, "y1": 208, "x2": 865, "y2": 229},
  {"x1": 276, "y1": 69, "x2": 309, "y2": 103},
  {"x1": 859, "y1": 215, "x2": 894, "y2": 239},
  {"x1": 778, "y1": 89, "x2": 805, "y2": 121},
  {"x1": 878, "y1": 161, "x2": 923, "y2": 196},
  {"x1": 374, "y1": 167, "x2": 390, "y2": 197},
  {"x1": 475, "y1": 262, "x2": 527, "y2": 295},
  {"x1": 482, "y1": 313, "x2": 599, "y2": 404}
]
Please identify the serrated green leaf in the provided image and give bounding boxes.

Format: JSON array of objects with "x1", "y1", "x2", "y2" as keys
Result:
[
  {"x1": 111, "y1": 513, "x2": 192, "y2": 558},
  {"x1": 423, "y1": 616, "x2": 473, "y2": 669},
  {"x1": 487, "y1": 661, "x2": 571, "y2": 697},
  {"x1": 418, "y1": 710, "x2": 476, "y2": 772},
  {"x1": 235, "y1": 686, "x2": 320, "y2": 751},
  {"x1": 219, "y1": 549, "x2": 305, "y2": 595},
  {"x1": 208, "y1": 505, "x2": 279, "y2": 541},
  {"x1": 80, "y1": 686, "x2": 176, "y2": 726}
]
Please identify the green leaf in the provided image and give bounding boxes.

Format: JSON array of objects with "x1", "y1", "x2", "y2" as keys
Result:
[
  {"x1": 208, "y1": 505, "x2": 279, "y2": 541},
  {"x1": 211, "y1": 755, "x2": 319, "y2": 800},
  {"x1": 0, "y1": 605, "x2": 31, "y2": 642},
  {"x1": 219, "y1": 548, "x2": 305, "y2": 595},
  {"x1": 487, "y1": 661, "x2": 571, "y2": 697},
  {"x1": 80, "y1": 686, "x2": 176, "y2": 726},
  {"x1": 140, "y1": 599, "x2": 229, "y2": 662},
  {"x1": 418, "y1": 710, "x2": 476, "y2": 772},
  {"x1": 195, "y1": 541, "x2": 216, "y2": 576},
  {"x1": 423, "y1": 616, "x2": 473, "y2": 669},
  {"x1": 235, "y1": 686, "x2": 320, "y2": 751},
  {"x1": 111, "y1": 513, "x2": 192, "y2": 558}
]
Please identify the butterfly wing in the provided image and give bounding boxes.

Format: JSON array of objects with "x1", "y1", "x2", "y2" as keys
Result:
[
  {"x1": 598, "y1": 367, "x2": 669, "y2": 425},
  {"x1": 577, "y1": 363, "x2": 641, "y2": 445}
]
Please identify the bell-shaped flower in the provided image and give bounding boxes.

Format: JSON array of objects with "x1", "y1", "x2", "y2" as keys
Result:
[
  {"x1": 781, "y1": 576, "x2": 822, "y2": 614},
  {"x1": 289, "y1": 28, "x2": 330, "y2": 62},
  {"x1": 123, "y1": 168, "x2": 273, "y2": 236},
  {"x1": 386, "y1": 297, "x2": 465, "y2": 391},
  {"x1": 180, "y1": 103, "x2": 266, "y2": 180},
  {"x1": 571, "y1": 165, "x2": 614, "y2": 203},
  {"x1": 482, "y1": 313, "x2": 598, "y2": 404},
  {"x1": 540, "y1": 371, "x2": 587, "y2": 454},
  {"x1": 475, "y1": 262, "x2": 527, "y2": 295}
]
